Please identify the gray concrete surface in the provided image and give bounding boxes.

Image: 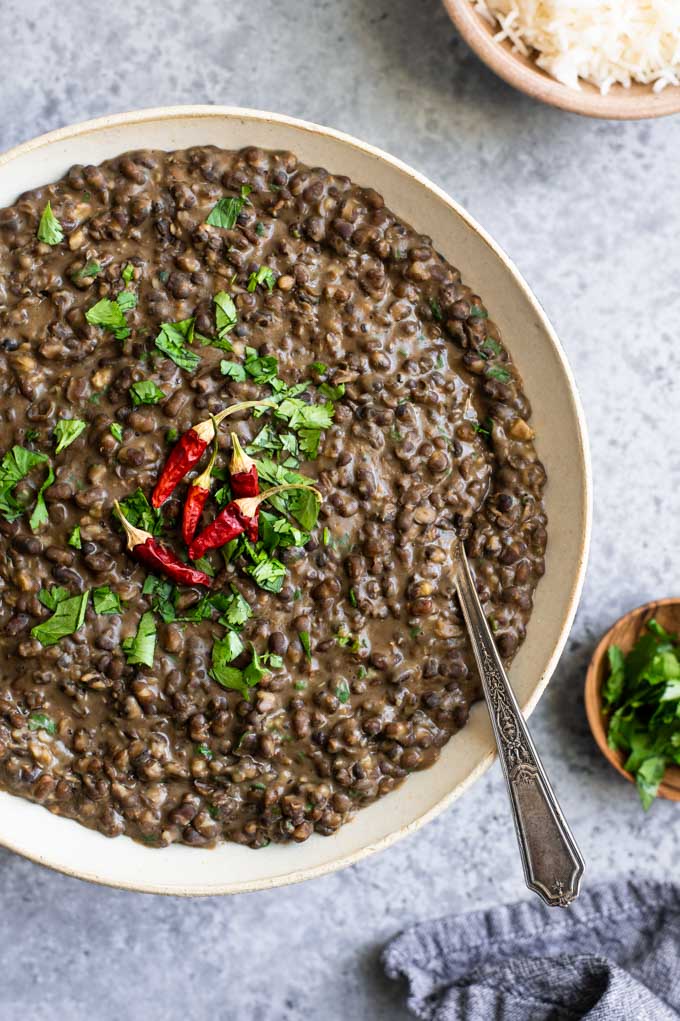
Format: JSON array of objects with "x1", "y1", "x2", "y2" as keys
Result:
[{"x1": 1, "y1": 0, "x2": 679, "y2": 1018}]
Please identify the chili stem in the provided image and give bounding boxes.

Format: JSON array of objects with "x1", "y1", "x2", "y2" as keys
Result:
[
  {"x1": 113, "y1": 499, "x2": 151, "y2": 549},
  {"x1": 193, "y1": 400, "x2": 277, "y2": 443}
]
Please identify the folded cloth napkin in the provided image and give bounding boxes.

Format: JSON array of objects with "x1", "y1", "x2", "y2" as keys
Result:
[{"x1": 382, "y1": 879, "x2": 680, "y2": 1021}]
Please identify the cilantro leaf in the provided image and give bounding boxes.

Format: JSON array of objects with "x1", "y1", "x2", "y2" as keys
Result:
[
  {"x1": 121, "y1": 263, "x2": 135, "y2": 284},
  {"x1": 298, "y1": 428, "x2": 320, "y2": 460},
  {"x1": 68, "y1": 526, "x2": 82, "y2": 549},
  {"x1": 110, "y1": 423, "x2": 124, "y2": 443},
  {"x1": 299, "y1": 630, "x2": 312, "y2": 662},
  {"x1": 336, "y1": 679, "x2": 351, "y2": 704},
  {"x1": 256, "y1": 459, "x2": 320, "y2": 530},
  {"x1": 246, "y1": 553, "x2": 286, "y2": 593},
  {"x1": 603, "y1": 619, "x2": 680, "y2": 809},
  {"x1": 71, "y1": 260, "x2": 101, "y2": 281},
  {"x1": 27, "y1": 712, "x2": 57, "y2": 735},
  {"x1": 117, "y1": 489, "x2": 163, "y2": 535},
  {"x1": 38, "y1": 586, "x2": 70, "y2": 611},
  {"x1": 154, "y1": 319, "x2": 201, "y2": 372},
  {"x1": 244, "y1": 349, "x2": 279, "y2": 384},
  {"x1": 247, "y1": 265, "x2": 276, "y2": 293},
  {"x1": 213, "y1": 292, "x2": 237, "y2": 347},
  {"x1": 28, "y1": 462, "x2": 54, "y2": 531},
  {"x1": 220, "y1": 360, "x2": 247, "y2": 382},
  {"x1": 116, "y1": 290, "x2": 137, "y2": 313},
  {"x1": 37, "y1": 202, "x2": 64, "y2": 245},
  {"x1": 129, "y1": 381, "x2": 166, "y2": 406},
  {"x1": 93, "y1": 586, "x2": 122, "y2": 615},
  {"x1": 211, "y1": 640, "x2": 270, "y2": 698},
  {"x1": 86, "y1": 296, "x2": 133, "y2": 340},
  {"x1": 32, "y1": 591, "x2": 89, "y2": 647},
  {"x1": 243, "y1": 645, "x2": 268, "y2": 687},
  {"x1": 142, "y1": 575, "x2": 176, "y2": 622},
  {"x1": 275, "y1": 398, "x2": 334, "y2": 431},
  {"x1": 429, "y1": 298, "x2": 443, "y2": 322},
  {"x1": 122, "y1": 611, "x2": 157, "y2": 667},
  {"x1": 205, "y1": 185, "x2": 251, "y2": 229},
  {"x1": 54, "y1": 418, "x2": 87, "y2": 454},
  {"x1": 217, "y1": 586, "x2": 252, "y2": 629},
  {"x1": 636, "y1": 756, "x2": 666, "y2": 810},
  {"x1": 0, "y1": 446, "x2": 50, "y2": 523},
  {"x1": 222, "y1": 630, "x2": 245, "y2": 662},
  {"x1": 486, "y1": 365, "x2": 511, "y2": 384},
  {"x1": 318, "y1": 382, "x2": 345, "y2": 402}
]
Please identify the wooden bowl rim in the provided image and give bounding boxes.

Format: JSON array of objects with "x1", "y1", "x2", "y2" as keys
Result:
[
  {"x1": 585, "y1": 598, "x2": 680, "y2": 801},
  {"x1": 442, "y1": 0, "x2": 680, "y2": 120}
]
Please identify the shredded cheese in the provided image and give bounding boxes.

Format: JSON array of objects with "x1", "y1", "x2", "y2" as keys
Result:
[{"x1": 472, "y1": 0, "x2": 680, "y2": 93}]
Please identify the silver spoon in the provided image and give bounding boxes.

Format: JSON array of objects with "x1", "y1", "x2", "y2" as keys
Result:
[{"x1": 454, "y1": 542, "x2": 585, "y2": 907}]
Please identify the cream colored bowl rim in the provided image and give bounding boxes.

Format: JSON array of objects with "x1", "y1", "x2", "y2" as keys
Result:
[{"x1": 0, "y1": 106, "x2": 592, "y2": 894}]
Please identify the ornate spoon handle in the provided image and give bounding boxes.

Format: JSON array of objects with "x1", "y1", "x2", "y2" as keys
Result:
[{"x1": 454, "y1": 544, "x2": 585, "y2": 907}]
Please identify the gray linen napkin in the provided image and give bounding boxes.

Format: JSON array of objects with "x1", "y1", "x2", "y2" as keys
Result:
[{"x1": 382, "y1": 879, "x2": 680, "y2": 1021}]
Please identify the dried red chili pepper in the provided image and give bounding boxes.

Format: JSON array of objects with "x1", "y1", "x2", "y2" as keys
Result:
[
  {"x1": 114, "y1": 501, "x2": 212, "y2": 588},
  {"x1": 188, "y1": 484, "x2": 321, "y2": 561},
  {"x1": 151, "y1": 400, "x2": 274, "y2": 508},
  {"x1": 181, "y1": 432, "x2": 219, "y2": 545},
  {"x1": 229, "y1": 432, "x2": 259, "y2": 541}
]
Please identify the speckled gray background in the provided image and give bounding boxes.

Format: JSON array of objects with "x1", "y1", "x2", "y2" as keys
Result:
[{"x1": 1, "y1": 0, "x2": 679, "y2": 1018}]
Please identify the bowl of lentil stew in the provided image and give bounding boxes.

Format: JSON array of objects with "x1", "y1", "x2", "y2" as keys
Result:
[{"x1": 0, "y1": 107, "x2": 590, "y2": 894}]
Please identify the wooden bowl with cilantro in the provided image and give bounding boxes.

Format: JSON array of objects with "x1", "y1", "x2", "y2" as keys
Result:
[{"x1": 585, "y1": 600, "x2": 680, "y2": 808}]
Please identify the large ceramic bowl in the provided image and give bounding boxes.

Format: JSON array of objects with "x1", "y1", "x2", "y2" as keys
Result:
[{"x1": 0, "y1": 107, "x2": 591, "y2": 894}]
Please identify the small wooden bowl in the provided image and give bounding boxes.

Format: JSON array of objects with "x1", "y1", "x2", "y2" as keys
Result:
[
  {"x1": 443, "y1": 0, "x2": 680, "y2": 120},
  {"x1": 585, "y1": 598, "x2": 680, "y2": 801}
]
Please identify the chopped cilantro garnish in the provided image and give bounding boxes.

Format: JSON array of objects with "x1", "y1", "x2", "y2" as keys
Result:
[
  {"x1": 28, "y1": 462, "x2": 54, "y2": 532},
  {"x1": 216, "y1": 585, "x2": 252, "y2": 629},
  {"x1": 122, "y1": 611, "x2": 156, "y2": 667},
  {"x1": 86, "y1": 292, "x2": 135, "y2": 341},
  {"x1": 212, "y1": 292, "x2": 237, "y2": 347},
  {"x1": 28, "y1": 712, "x2": 57, "y2": 735},
  {"x1": 429, "y1": 298, "x2": 443, "y2": 322},
  {"x1": 220, "y1": 360, "x2": 247, "y2": 382},
  {"x1": 110, "y1": 423, "x2": 124, "y2": 443},
  {"x1": 211, "y1": 638, "x2": 268, "y2": 698},
  {"x1": 318, "y1": 381, "x2": 345, "y2": 402},
  {"x1": 93, "y1": 586, "x2": 122, "y2": 615},
  {"x1": 37, "y1": 202, "x2": 64, "y2": 245},
  {"x1": 299, "y1": 630, "x2": 312, "y2": 662},
  {"x1": 195, "y1": 743, "x2": 213, "y2": 760},
  {"x1": 336, "y1": 680, "x2": 351, "y2": 704},
  {"x1": 117, "y1": 489, "x2": 162, "y2": 535},
  {"x1": 121, "y1": 263, "x2": 135, "y2": 284},
  {"x1": 129, "y1": 381, "x2": 165, "y2": 406},
  {"x1": 481, "y1": 337, "x2": 501, "y2": 357},
  {"x1": 247, "y1": 265, "x2": 276, "y2": 293},
  {"x1": 54, "y1": 418, "x2": 87, "y2": 454},
  {"x1": 68, "y1": 526, "x2": 82, "y2": 549},
  {"x1": 71, "y1": 260, "x2": 101, "y2": 281},
  {"x1": 205, "y1": 185, "x2": 251, "y2": 229},
  {"x1": 32, "y1": 591, "x2": 89, "y2": 647},
  {"x1": 349, "y1": 588, "x2": 358, "y2": 608},
  {"x1": 0, "y1": 446, "x2": 50, "y2": 523},
  {"x1": 485, "y1": 365, "x2": 511, "y2": 384},
  {"x1": 469, "y1": 304, "x2": 488, "y2": 319},
  {"x1": 154, "y1": 318, "x2": 201, "y2": 372},
  {"x1": 604, "y1": 619, "x2": 680, "y2": 809}
]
